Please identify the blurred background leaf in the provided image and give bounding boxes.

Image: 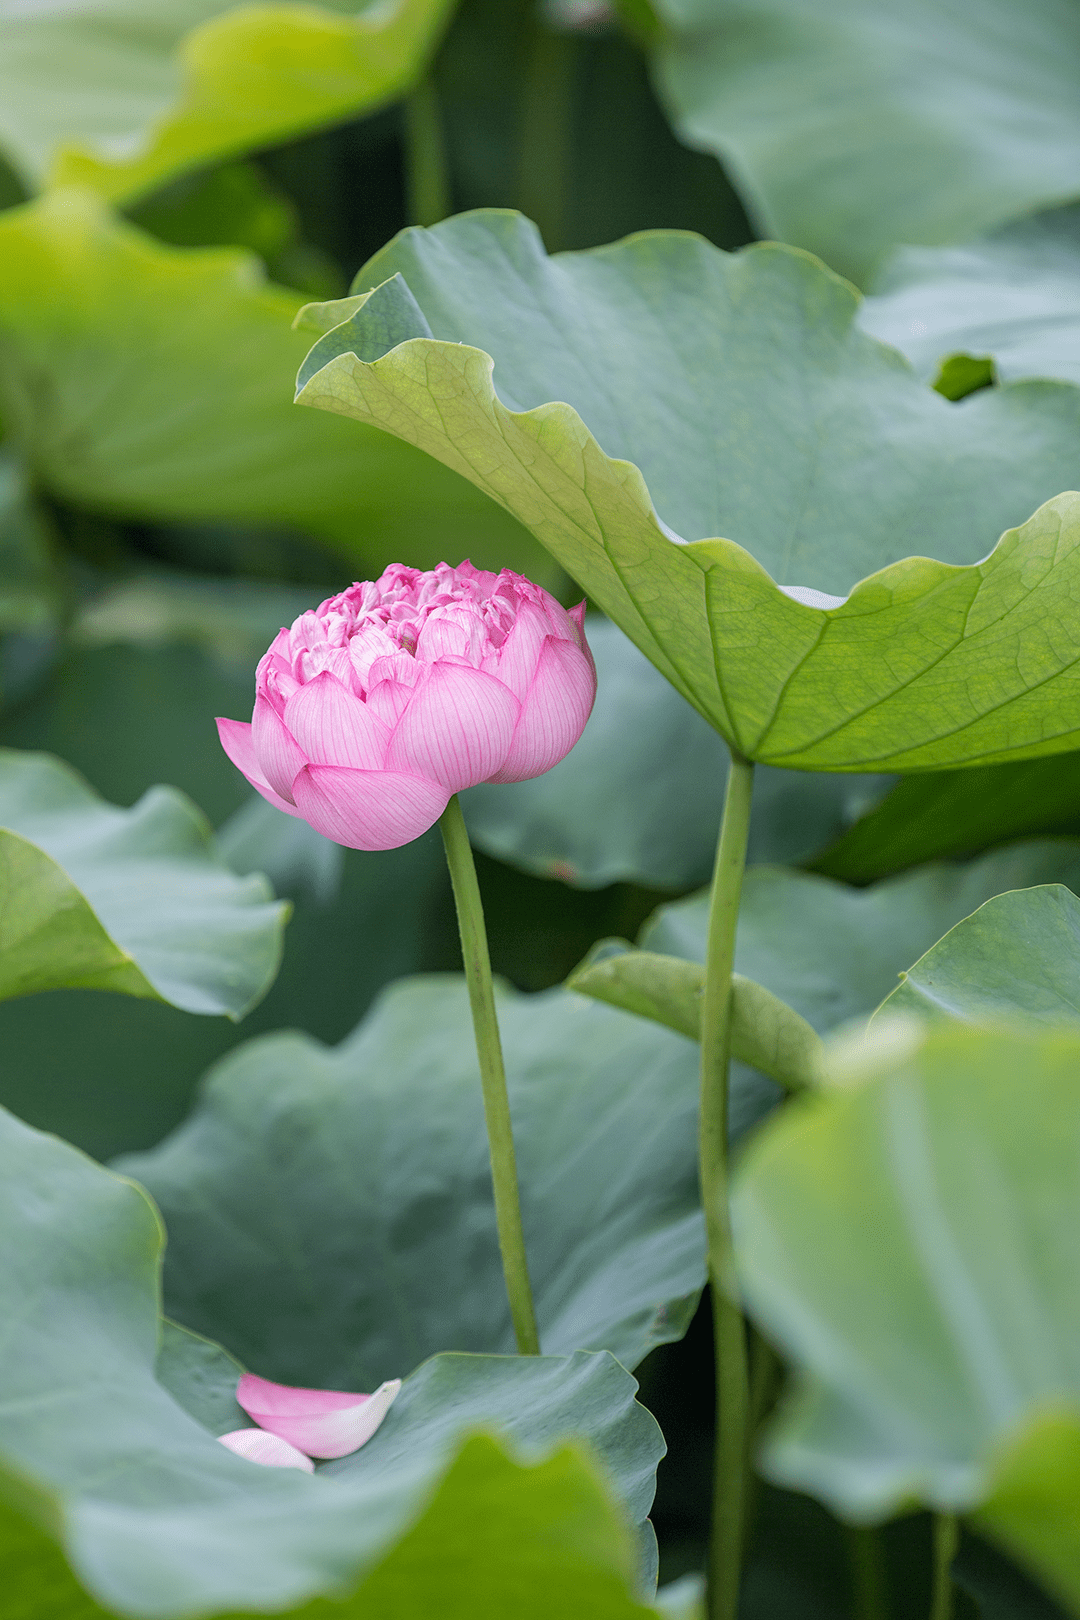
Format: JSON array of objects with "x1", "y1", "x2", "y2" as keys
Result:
[
  {"x1": 0, "y1": 0, "x2": 455, "y2": 203},
  {"x1": 646, "y1": 0, "x2": 1080, "y2": 283}
]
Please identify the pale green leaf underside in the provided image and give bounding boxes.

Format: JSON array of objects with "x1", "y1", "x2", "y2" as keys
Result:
[
  {"x1": 0, "y1": 748, "x2": 285, "y2": 1016},
  {"x1": 860, "y1": 204, "x2": 1080, "y2": 389},
  {"x1": 297, "y1": 214, "x2": 1080, "y2": 770},
  {"x1": 648, "y1": 0, "x2": 1080, "y2": 285},
  {"x1": 567, "y1": 940, "x2": 821, "y2": 1091},
  {"x1": 0, "y1": 0, "x2": 452, "y2": 205},
  {"x1": 0, "y1": 190, "x2": 547, "y2": 583},
  {"x1": 118, "y1": 973, "x2": 705, "y2": 1384},
  {"x1": 0, "y1": 1102, "x2": 663, "y2": 1618},
  {"x1": 732, "y1": 1020, "x2": 1080, "y2": 1612},
  {"x1": 878, "y1": 883, "x2": 1080, "y2": 1030}
]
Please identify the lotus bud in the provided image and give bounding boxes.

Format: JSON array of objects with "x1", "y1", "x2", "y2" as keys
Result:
[
  {"x1": 217, "y1": 561, "x2": 596, "y2": 850},
  {"x1": 235, "y1": 1373, "x2": 402, "y2": 1460}
]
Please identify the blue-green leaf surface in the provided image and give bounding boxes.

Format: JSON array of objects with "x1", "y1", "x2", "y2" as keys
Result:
[
  {"x1": 119, "y1": 973, "x2": 704, "y2": 1382},
  {"x1": 297, "y1": 213, "x2": 1080, "y2": 770},
  {"x1": 0, "y1": 1102, "x2": 664, "y2": 1618},
  {"x1": 0, "y1": 748, "x2": 285, "y2": 1015},
  {"x1": 647, "y1": 0, "x2": 1080, "y2": 284},
  {"x1": 861, "y1": 205, "x2": 1080, "y2": 388}
]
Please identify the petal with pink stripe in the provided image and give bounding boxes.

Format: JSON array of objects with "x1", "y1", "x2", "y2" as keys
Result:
[
  {"x1": 488, "y1": 637, "x2": 597, "y2": 782},
  {"x1": 284, "y1": 673, "x2": 390, "y2": 770},
  {"x1": 386, "y1": 663, "x2": 519, "y2": 792},
  {"x1": 292, "y1": 764, "x2": 449, "y2": 849},
  {"x1": 216, "y1": 718, "x2": 304, "y2": 818},
  {"x1": 252, "y1": 696, "x2": 309, "y2": 803}
]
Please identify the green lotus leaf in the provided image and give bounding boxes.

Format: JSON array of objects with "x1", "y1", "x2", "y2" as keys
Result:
[
  {"x1": 645, "y1": 0, "x2": 1080, "y2": 284},
  {"x1": 0, "y1": 0, "x2": 452, "y2": 205},
  {"x1": 0, "y1": 190, "x2": 549, "y2": 584},
  {"x1": 0, "y1": 1101, "x2": 664, "y2": 1618},
  {"x1": 0, "y1": 746, "x2": 285, "y2": 1016},
  {"x1": 813, "y1": 753, "x2": 1080, "y2": 884},
  {"x1": 296, "y1": 212, "x2": 1080, "y2": 771},
  {"x1": 861, "y1": 204, "x2": 1080, "y2": 387},
  {"x1": 118, "y1": 972, "x2": 704, "y2": 1382},
  {"x1": 644, "y1": 840, "x2": 1080, "y2": 1041},
  {"x1": 877, "y1": 884, "x2": 1080, "y2": 1030},
  {"x1": 155, "y1": 1319, "x2": 247, "y2": 1436},
  {"x1": 731, "y1": 1019, "x2": 1080, "y2": 1613},
  {"x1": 462, "y1": 617, "x2": 888, "y2": 890}
]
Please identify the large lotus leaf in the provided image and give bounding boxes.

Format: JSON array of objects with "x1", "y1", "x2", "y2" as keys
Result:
[
  {"x1": 0, "y1": 0, "x2": 451, "y2": 204},
  {"x1": 814, "y1": 754, "x2": 1080, "y2": 885},
  {"x1": 0, "y1": 747, "x2": 285, "y2": 1015},
  {"x1": 731, "y1": 1019, "x2": 1080, "y2": 1613},
  {"x1": 118, "y1": 972, "x2": 703, "y2": 1383},
  {"x1": 645, "y1": 0, "x2": 1080, "y2": 285},
  {"x1": 877, "y1": 885, "x2": 1080, "y2": 1030},
  {"x1": 296, "y1": 212, "x2": 1080, "y2": 771},
  {"x1": 860, "y1": 206, "x2": 1080, "y2": 389},
  {"x1": 643, "y1": 841, "x2": 1080, "y2": 1039},
  {"x1": 462, "y1": 617, "x2": 888, "y2": 890},
  {"x1": 0, "y1": 1098, "x2": 664, "y2": 1617},
  {"x1": 0, "y1": 190, "x2": 550, "y2": 583}
]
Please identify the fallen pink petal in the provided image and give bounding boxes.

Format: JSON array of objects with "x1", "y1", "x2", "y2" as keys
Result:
[
  {"x1": 236, "y1": 1373, "x2": 403, "y2": 1460},
  {"x1": 217, "y1": 561, "x2": 596, "y2": 850},
  {"x1": 217, "y1": 1429, "x2": 314, "y2": 1473}
]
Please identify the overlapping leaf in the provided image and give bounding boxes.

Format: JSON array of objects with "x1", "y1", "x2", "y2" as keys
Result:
[
  {"x1": 877, "y1": 884, "x2": 1080, "y2": 1030},
  {"x1": 296, "y1": 212, "x2": 1080, "y2": 771},
  {"x1": 0, "y1": 747, "x2": 285, "y2": 1015},
  {"x1": 645, "y1": 0, "x2": 1080, "y2": 283},
  {"x1": 861, "y1": 205, "x2": 1080, "y2": 388},
  {"x1": 119, "y1": 973, "x2": 704, "y2": 1382},
  {"x1": 0, "y1": 190, "x2": 550, "y2": 582},
  {"x1": 732, "y1": 1020, "x2": 1080, "y2": 1614},
  {"x1": 0, "y1": 1101, "x2": 664, "y2": 1618},
  {"x1": 643, "y1": 841, "x2": 1080, "y2": 1040},
  {"x1": 0, "y1": 0, "x2": 453, "y2": 204},
  {"x1": 462, "y1": 618, "x2": 888, "y2": 890},
  {"x1": 814, "y1": 753, "x2": 1080, "y2": 884}
]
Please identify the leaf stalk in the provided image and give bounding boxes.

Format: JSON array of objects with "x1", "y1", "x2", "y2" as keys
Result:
[{"x1": 701, "y1": 749, "x2": 755, "y2": 1620}]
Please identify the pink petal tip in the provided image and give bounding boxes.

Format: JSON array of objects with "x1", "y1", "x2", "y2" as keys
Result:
[{"x1": 237, "y1": 1373, "x2": 403, "y2": 1459}]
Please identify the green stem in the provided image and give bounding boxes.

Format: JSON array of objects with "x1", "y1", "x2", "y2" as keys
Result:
[
  {"x1": 702, "y1": 749, "x2": 755, "y2": 1620},
  {"x1": 439, "y1": 795, "x2": 540, "y2": 1355},
  {"x1": 516, "y1": 14, "x2": 576, "y2": 252},
  {"x1": 404, "y1": 74, "x2": 451, "y2": 227},
  {"x1": 848, "y1": 1527, "x2": 890, "y2": 1620},
  {"x1": 930, "y1": 1515, "x2": 959, "y2": 1620}
]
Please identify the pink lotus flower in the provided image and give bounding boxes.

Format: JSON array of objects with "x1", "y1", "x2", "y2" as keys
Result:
[
  {"x1": 217, "y1": 561, "x2": 596, "y2": 850},
  {"x1": 218, "y1": 1373, "x2": 402, "y2": 1469}
]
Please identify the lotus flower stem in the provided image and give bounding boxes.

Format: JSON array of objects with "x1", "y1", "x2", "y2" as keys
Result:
[
  {"x1": 404, "y1": 74, "x2": 451, "y2": 228},
  {"x1": 701, "y1": 748, "x2": 754, "y2": 1620},
  {"x1": 930, "y1": 1514, "x2": 958, "y2": 1620},
  {"x1": 847, "y1": 1527, "x2": 890, "y2": 1620},
  {"x1": 440, "y1": 793, "x2": 540, "y2": 1356}
]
